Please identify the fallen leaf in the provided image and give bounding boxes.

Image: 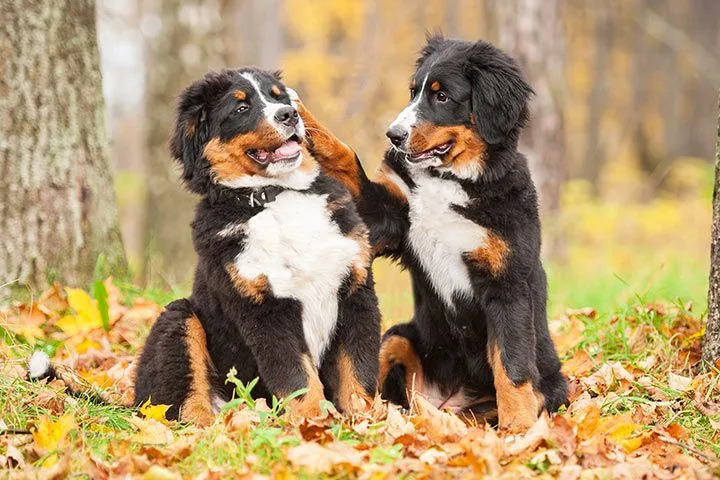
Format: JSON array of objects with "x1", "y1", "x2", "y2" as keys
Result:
[
  {"x1": 57, "y1": 288, "x2": 104, "y2": 334},
  {"x1": 668, "y1": 372, "x2": 692, "y2": 392},
  {"x1": 143, "y1": 465, "x2": 181, "y2": 480},
  {"x1": 412, "y1": 395, "x2": 467, "y2": 443},
  {"x1": 287, "y1": 442, "x2": 364, "y2": 474},
  {"x1": 32, "y1": 413, "x2": 76, "y2": 453},
  {"x1": 504, "y1": 414, "x2": 550, "y2": 456},
  {"x1": 419, "y1": 447, "x2": 447, "y2": 465},
  {"x1": 139, "y1": 398, "x2": 171, "y2": 425},
  {"x1": 385, "y1": 405, "x2": 415, "y2": 438},
  {"x1": 128, "y1": 416, "x2": 174, "y2": 445}
]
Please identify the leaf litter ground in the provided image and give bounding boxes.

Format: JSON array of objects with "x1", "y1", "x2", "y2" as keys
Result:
[{"x1": 1, "y1": 280, "x2": 719, "y2": 478}]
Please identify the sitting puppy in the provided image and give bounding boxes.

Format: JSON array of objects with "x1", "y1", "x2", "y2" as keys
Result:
[
  {"x1": 134, "y1": 68, "x2": 380, "y2": 425},
  {"x1": 294, "y1": 36, "x2": 567, "y2": 433}
]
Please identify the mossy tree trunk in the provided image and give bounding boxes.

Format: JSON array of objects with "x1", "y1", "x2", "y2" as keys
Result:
[
  {"x1": 0, "y1": 0, "x2": 126, "y2": 299},
  {"x1": 703, "y1": 90, "x2": 720, "y2": 365}
]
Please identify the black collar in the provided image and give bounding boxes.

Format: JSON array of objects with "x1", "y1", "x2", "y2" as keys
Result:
[{"x1": 235, "y1": 185, "x2": 284, "y2": 209}]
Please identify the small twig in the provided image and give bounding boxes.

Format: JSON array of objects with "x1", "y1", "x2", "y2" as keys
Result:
[
  {"x1": 661, "y1": 436, "x2": 717, "y2": 464},
  {"x1": 0, "y1": 429, "x2": 31, "y2": 435}
]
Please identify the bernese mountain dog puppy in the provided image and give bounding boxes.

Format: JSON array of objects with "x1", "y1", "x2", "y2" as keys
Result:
[
  {"x1": 133, "y1": 68, "x2": 380, "y2": 425},
  {"x1": 294, "y1": 35, "x2": 567, "y2": 433}
]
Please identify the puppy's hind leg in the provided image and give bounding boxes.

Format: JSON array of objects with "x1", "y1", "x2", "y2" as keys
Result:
[
  {"x1": 378, "y1": 322, "x2": 425, "y2": 410},
  {"x1": 134, "y1": 299, "x2": 217, "y2": 426}
]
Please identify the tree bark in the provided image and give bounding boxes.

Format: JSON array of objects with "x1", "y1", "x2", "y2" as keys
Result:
[
  {"x1": 0, "y1": 0, "x2": 126, "y2": 300},
  {"x1": 703, "y1": 90, "x2": 720, "y2": 365},
  {"x1": 492, "y1": 0, "x2": 566, "y2": 260}
]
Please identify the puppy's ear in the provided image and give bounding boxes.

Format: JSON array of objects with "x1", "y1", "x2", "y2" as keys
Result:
[
  {"x1": 169, "y1": 71, "x2": 229, "y2": 194},
  {"x1": 271, "y1": 69, "x2": 283, "y2": 81},
  {"x1": 466, "y1": 41, "x2": 533, "y2": 146}
]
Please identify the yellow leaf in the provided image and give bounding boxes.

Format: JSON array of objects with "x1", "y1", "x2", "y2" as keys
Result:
[
  {"x1": 75, "y1": 338, "x2": 101, "y2": 354},
  {"x1": 32, "y1": 413, "x2": 76, "y2": 453},
  {"x1": 140, "y1": 397, "x2": 171, "y2": 425},
  {"x1": 607, "y1": 421, "x2": 644, "y2": 453},
  {"x1": 143, "y1": 465, "x2": 181, "y2": 480},
  {"x1": 62, "y1": 288, "x2": 103, "y2": 333}
]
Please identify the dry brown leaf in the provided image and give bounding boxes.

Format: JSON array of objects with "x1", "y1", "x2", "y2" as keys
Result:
[
  {"x1": 412, "y1": 394, "x2": 468, "y2": 443},
  {"x1": 668, "y1": 372, "x2": 692, "y2": 392},
  {"x1": 563, "y1": 350, "x2": 597, "y2": 377},
  {"x1": 128, "y1": 416, "x2": 174, "y2": 445},
  {"x1": 286, "y1": 442, "x2": 364, "y2": 474},
  {"x1": 504, "y1": 414, "x2": 550, "y2": 456},
  {"x1": 385, "y1": 405, "x2": 416, "y2": 438}
]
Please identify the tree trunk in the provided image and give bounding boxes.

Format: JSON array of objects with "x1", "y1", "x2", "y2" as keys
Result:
[
  {"x1": 493, "y1": 0, "x2": 565, "y2": 216},
  {"x1": 142, "y1": 0, "x2": 235, "y2": 285},
  {"x1": 703, "y1": 90, "x2": 720, "y2": 365},
  {"x1": 0, "y1": 0, "x2": 126, "y2": 300},
  {"x1": 492, "y1": 0, "x2": 566, "y2": 258}
]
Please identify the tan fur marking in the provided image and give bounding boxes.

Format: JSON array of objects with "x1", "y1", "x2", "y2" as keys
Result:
[
  {"x1": 179, "y1": 316, "x2": 215, "y2": 426},
  {"x1": 337, "y1": 348, "x2": 372, "y2": 413},
  {"x1": 430, "y1": 81, "x2": 441, "y2": 92},
  {"x1": 295, "y1": 100, "x2": 361, "y2": 197},
  {"x1": 203, "y1": 120, "x2": 286, "y2": 182},
  {"x1": 375, "y1": 164, "x2": 409, "y2": 203},
  {"x1": 347, "y1": 224, "x2": 371, "y2": 292},
  {"x1": 233, "y1": 90, "x2": 246, "y2": 101},
  {"x1": 226, "y1": 263, "x2": 270, "y2": 303},
  {"x1": 271, "y1": 85, "x2": 282, "y2": 97},
  {"x1": 488, "y1": 344, "x2": 540, "y2": 433},
  {"x1": 378, "y1": 336, "x2": 424, "y2": 399},
  {"x1": 408, "y1": 123, "x2": 486, "y2": 177},
  {"x1": 410, "y1": 79, "x2": 417, "y2": 89},
  {"x1": 287, "y1": 355, "x2": 326, "y2": 418},
  {"x1": 466, "y1": 232, "x2": 509, "y2": 277}
]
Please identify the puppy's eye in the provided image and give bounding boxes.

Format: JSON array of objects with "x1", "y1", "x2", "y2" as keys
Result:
[
  {"x1": 436, "y1": 91, "x2": 448, "y2": 103},
  {"x1": 409, "y1": 88, "x2": 417, "y2": 100},
  {"x1": 236, "y1": 105, "x2": 249, "y2": 113}
]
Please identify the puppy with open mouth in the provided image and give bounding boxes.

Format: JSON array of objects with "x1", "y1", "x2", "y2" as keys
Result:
[
  {"x1": 133, "y1": 68, "x2": 380, "y2": 425},
  {"x1": 294, "y1": 35, "x2": 568, "y2": 433}
]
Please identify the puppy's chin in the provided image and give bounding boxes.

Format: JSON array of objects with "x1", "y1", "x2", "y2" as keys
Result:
[{"x1": 263, "y1": 152, "x2": 304, "y2": 177}]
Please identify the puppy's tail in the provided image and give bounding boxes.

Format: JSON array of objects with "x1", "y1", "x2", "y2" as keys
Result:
[{"x1": 27, "y1": 351, "x2": 118, "y2": 405}]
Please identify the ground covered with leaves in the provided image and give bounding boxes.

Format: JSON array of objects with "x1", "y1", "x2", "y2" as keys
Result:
[{"x1": 1, "y1": 280, "x2": 719, "y2": 478}]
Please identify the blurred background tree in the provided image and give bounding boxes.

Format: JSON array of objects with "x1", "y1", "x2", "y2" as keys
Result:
[
  {"x1": 96, "y1": 0, "x2": 718, "y2": 320},
  {"x1": 0, "y1": 0, "x2": 126, "y2": 302}
]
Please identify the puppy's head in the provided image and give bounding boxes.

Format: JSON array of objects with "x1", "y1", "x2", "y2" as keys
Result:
[
  {"x1": 170, "y1": 68, "x2": 312, "y2": 194},
  {"x1": 386, "y1": 34, "x2": 532, "y2": 179}
]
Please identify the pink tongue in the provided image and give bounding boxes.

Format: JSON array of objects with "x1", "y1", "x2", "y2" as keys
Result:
[{"x1": 271, "y1": 141, "x2": 300, "y2": 160}]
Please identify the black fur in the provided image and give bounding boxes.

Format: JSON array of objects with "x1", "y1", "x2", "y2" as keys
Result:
[{"x1": 135, "y1": 68, "x2": 380, "y2": 422}]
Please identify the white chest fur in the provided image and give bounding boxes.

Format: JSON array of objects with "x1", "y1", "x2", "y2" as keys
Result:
[
  {"x1": 407, "y1": 174, "x2": 489, "y2": 310},
  {"x1": 232, "y1": 191, "x2": 360, "y2": 366}
]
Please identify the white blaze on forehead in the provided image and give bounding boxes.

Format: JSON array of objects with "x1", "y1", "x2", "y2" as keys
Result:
[
  {"x1": 388, "y1": 73, "x2": 429, "y2": 133},
  {"x1": 240, "y1": 72, "x2": 304, "y2": 136}
]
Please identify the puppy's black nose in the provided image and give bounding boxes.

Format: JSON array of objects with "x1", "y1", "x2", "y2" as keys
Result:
[
  {"x1": 274, "y1": 106, "x2": 299, "y2": 127},
  {"x1": 386, "y1": 125, "x2": 408, "y2": 147}
]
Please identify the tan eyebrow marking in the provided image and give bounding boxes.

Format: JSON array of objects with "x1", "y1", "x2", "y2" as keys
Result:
[
  {"x1": 431, "y1": 81, "x2": 441, "y2": 92},
  {"x1": 410, "y1": 79, "x2": 417, "y2": 89},
  {"x1": 234, "y1": 90, "x2": 246, "y2": 100},
  {"x1": 271, "y1": 85, "x2": 282, "y2": 97}
]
